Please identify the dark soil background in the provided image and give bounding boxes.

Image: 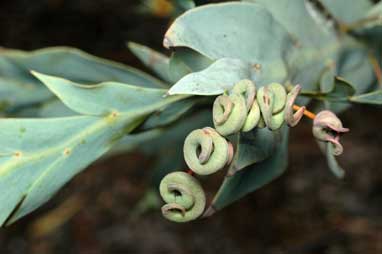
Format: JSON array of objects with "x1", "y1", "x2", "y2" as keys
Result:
[{"x1": 0, "y1": 0, "x2": 381, "y2": 253}]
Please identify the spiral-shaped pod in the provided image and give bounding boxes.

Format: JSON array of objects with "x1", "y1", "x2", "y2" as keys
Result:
[
  {"x1": 184, "y1": 127, "x2": 232, "y2": 175},
  {"x1": 159, "y1": 171, "x2": 206, "y2": 222},
  {"x1": 213, "y1": 80, "x2": 301, "y2": 134},
  {"x1": 213, "y1": 94, "x2": 247, "y2": 136},
  {"x1": 257, "y1": 83, "x2": 286, "y2": 131},
  {"x1": 313, "y1": 110, "x2": 349, "y2": 156},
  {"x1": 242, "y1": 99, "x2": 261, "y2": 132},
  {"x1": 232, "y1": 80, "x2": 262, "y2": 132},
  {"x1": 231, "y1": 79, "x2": 256, "y2": 110},
  {"x1": 284, "y1": 84, "x2": 305, "y2": 127}
]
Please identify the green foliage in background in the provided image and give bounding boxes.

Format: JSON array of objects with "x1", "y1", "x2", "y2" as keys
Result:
[{"x1": 0, "y1": 0, "x2": 381, "y2": 225}]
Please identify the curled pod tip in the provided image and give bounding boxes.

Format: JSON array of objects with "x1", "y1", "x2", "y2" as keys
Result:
[
  {"x1": 285, "y1": 84, "x2": 305, "y2": 127},
  {"x1": 313, "y1": 110, "x2": 349, "y2": 156},
  {"x1": 184, "y1": 127, "x2": 230, "y2": 175},
  {"x1": 231, "y1": 79, "x2": 256, "y2": 111},
  {"x1": 213, "y1": 93, "x2": 247, "y2": 136},
  {"x1": 257, "y1": 86, "x2": 284, "y2": 130},
  {"x1": 160, "y1": 171, "x2": 206, "y2": 223},
  {"x1": 213, "y1": 95, "x2": 232, "y2": 125}
]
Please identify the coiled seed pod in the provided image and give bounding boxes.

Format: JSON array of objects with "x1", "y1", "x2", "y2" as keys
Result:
[
  {"x1": 213, "y1": 80, "x2": 295, "y2": 134},
  {"x1": 313, "y1": 110, "x2": 349, "y2": 156},
  {"x1": 184, "y1": 127, "x2": 232, "y2": 175},
  {"x1": 231, "y1": 79, "x2": 256, "y2": 110},
  {"x1": 257, "y1": 83, "x2": 286, "y2": 131},
  {"x1": 284, "y1": 84, "x2": 305, "y2": 127},
  {"x1": 159, "y1": 171, "x2": 206, "y2": 223},
  {"x1": 267, "y1": 82, "x2": 287, "y2": 113},
  {"x1": 213, "y1": 94, "x2": 247, "y2": 136},
  {"x1": 231, "y1": 79, "x2": 261, "y2": 132},
  {"x1": 242, "y1": 99, "x2": 261, "y2": 132}
]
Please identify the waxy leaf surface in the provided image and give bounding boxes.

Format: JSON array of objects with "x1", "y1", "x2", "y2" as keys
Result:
[
  {"x1": 168, "y1": 58, "x2": 251, "y2": 95},
  {"x1": 209, "y1": 125, "x2": 289, "y2": 211},
  {"x1": 164, "y1": 2, "x2": 295, "y2": 87},
  {"x1": 0, "y1": 73, "x2": 184, "y2": 226}
]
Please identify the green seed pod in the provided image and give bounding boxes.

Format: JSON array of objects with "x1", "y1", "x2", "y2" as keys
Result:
[
  {"x1": 231, "y1": 79, "x2": 256, "y2": 110},
  {"x1": 242, "y1": 100, "x2": 261, "y2": 132},
  {"x1": 267, "y1": 82, "x2": 287, "y2": 113},
  {"x1": 159, "y1": 171, "x2": 206, "y2": 223},
  {"x1": 213, "y1": 93, "x2": 247, "y2": 136},
  {"x1": 257, "y1": 85, "x2": 285, "y2": 130},
  {"x1": 257, "y1": 115, "x2": 266, "y2": 129},
  {"x1": 184, "y1": 127, "x2": 231, "y2": 175}
]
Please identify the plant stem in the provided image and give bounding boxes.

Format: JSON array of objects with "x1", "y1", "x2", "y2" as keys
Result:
[{"x1": 293, "y1": 105, "x2": 316, "y2": 120}]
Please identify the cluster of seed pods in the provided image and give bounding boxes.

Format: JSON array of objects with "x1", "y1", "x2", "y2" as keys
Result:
[
  {"x1": 159, "y1": 80, "x2": 306, "y2": 222},
  {"x1": 159, "y1": 79, "x2": 349, "y2": 222}
]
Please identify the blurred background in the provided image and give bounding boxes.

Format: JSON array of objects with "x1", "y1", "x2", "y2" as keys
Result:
[{"x1": 0, "y1": 0, "x2": 381, "y2": 253}]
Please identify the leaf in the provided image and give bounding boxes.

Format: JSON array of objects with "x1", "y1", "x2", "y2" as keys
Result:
[
  {"x1": 168, "y1": 58, "x2": 251, "y2": 95},
  {"x1": 32, "y1": 72, "x2": 184, "y2": 116},
  {"x1": 207, "y1": 125, "x2": 289, "y2": 212},
  {"x1": 319, "y1": 0, "x2": 373, "y2": 24},
  {"x1": 350, "y1": 90, "x2": 382, "y2": 105},
  {"x1": 168, "y1": 52, "x2": 192, "y2": 82},
  {"x1": 105, "y1": 98, "x2": 199, "y2": 157},
  {"x1": 142, "y1": 98, "x2": 197, "y2": 129},
  {"x1": 319, "y1": 62, "x2": 336, "y2": 93},
  {"x1": 301, "y1": 76, "x2": 355, "y2": 99},
  {"x1": 244, "y1": 0, "x2": 341, "y2": 93},
  {"x1": 141, "y1": 110, "x2": 212, "y2": 155},
  {"x1": 107, "y1": 129, "x2": 165, "y2": 157},
  {"x1": 245, "y1": 0, "x2": 337, "y2": 47},
  {"x1": 0, "y1": 76, "x2": 185, "y2": 226},
  {"x1": 147, "y1": 110, "x2": 213, "y2": 186},
  {"x1": 38, "y1": 100, "x2": 76, "y2": 118},
  {"x1": 32, "y1": 71, "x2": 193, "y2": 164},
  {"x1": 127, "y1": 42, "x2": 172, "y2": 83},
  {"x1": 0, "y1": 47, "x2": 166, "y2": 111},
  {"x1": 0, "y1": 47, "x2": 166, "y2": 87},
  {"x1": 0, "y1": 115, "x2": 141, "y2": 225},
  {"x1": 323, "y1": 77, "x2": 356, "y2": 113},
  {"x1": 0, "y1": 79, "x2": 52, "y2": 112},
  {"x1": 327, "y1": 77, "x2": 356, "y2": 98},
  {"x1": 227, "y1": 128, "x2": 278, "y2": 175},
  {"x1": 315, "y1": 39, "x2": 374, "y2": 112},
  {"x1": 164, "y1": 2, "x2": 295, "y2": 87},
  {"x1": 166, "y1": 48, "x2": 213, "y2": 83},
  {"x1": 337, "y1": 42, "x2": 375, "y2": 94},
  {"x1": 171, "y1": 48, "x2": 212, "y2": 72}
]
